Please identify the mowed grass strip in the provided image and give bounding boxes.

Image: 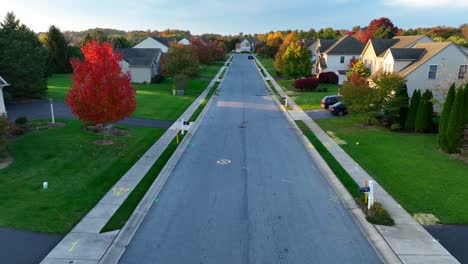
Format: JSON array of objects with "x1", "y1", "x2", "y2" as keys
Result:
[
  {"x1": 295, "y1": 120, "x2": 360, "y2": 198},
  {"x1": 277, "y1": 79, "x2": 341, "y2": 110},
  {"x1": 189, "y1": 82, "x2": 219, "y2": 122},
  {"x1": 47, "y1": 74, "x2": 209, "y2": 121},
  {"x1": 101, "y1": 135, "x2": 183, "y2": 232},
  {"x1": 199, "y1": 61, "x2": 225, "y2": 78},
  {"x1": 316, "y1": 115, "x2": 468, "y2": 224},
  {"x1": 0, "y1": 120, "x2": 164, "y2": 233}
]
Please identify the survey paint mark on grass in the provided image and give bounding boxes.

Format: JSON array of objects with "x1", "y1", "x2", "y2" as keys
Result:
[
  {"x1": 112, "y1": 187, "x2": 130, "y2": 197},
  {"x1": 217, "y1": 159, "x2": 231, "y2": 165},
  {"x1": 69, "y1": 240, "x2": 79, "y2": 252},
  {"x1": 326, "y1": 130, "x2": 347, "y2": 145}
]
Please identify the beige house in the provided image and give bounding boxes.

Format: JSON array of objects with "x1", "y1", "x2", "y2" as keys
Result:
[
  {"x1": 0, "y1": 75, "x2": 9, "y2": 116},
  {"x1": 361, "y1": 35, "x2": 434, "y2": 74},
  {"x1": 362, "y1": 35, "x2": 468, "y2": 102},
  {"x1": 117, "y1": 48, "x2": 162, "y2": 83}
]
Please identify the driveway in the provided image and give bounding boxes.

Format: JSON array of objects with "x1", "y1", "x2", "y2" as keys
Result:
[
  {"x1": 305, "y1": 108, "x2": 335, "y2": 120},
  {"x1": 119, "y1": 54, "x2": 381, "y2": 263},
  {"x1": 5, "y1": 100, "x2": 173, "y2": 129}
]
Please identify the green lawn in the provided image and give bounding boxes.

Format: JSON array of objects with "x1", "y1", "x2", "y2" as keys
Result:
[
  {"x1": 256, "y1": 56, "x2": 276, "y2": 76},
  {"x1": 199, "y1": 61, "x2": 225, "y2": 78},
  {"x1": 0, "y1": 120, "x2": 164, "y2": 233},
  {"x1": 47, "y1": 75, "x2": 209, "y2": 121},
  {"x1": 316, "y1": 115, "x2": 468, "y2": 224},
  {"x1": 277, "y1": 79, "x2": 341, "y2": 110}
]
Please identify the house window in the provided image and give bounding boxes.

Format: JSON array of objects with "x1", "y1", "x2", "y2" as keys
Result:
[
  {"x1": 428, "y1": 65, "x2": 437, "y2": 79},
  {"x1": 340, "y1": 56, "x2": 345, "y2": 63},
  {"x1": 458, "y1": 65, "x2": 467, "y2": 79}
]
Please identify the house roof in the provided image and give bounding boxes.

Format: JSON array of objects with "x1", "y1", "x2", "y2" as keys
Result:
[
  {"x1": 370, "y1": 39, "x2": 400, "y2": 57},
  {"x1": 317, "y1": 39, "x2": 337, "y2": 53},
  {"x1": 302, "y1": 39, "x2": 316, "y2": 48},
  {"x1": 389, "y1": 48, "x2": 425, "y2": 60},
  {"x1": 150, "y1": 37, "x2": 177, "y2": 47},
  {"x1": 460, "y1": 45, "x2": 468, "y2": 56},
  {"x1": 398, "y1": 42, "x2": 452, "y2": 77},
  {"x1": 323, "y1": 35, "x2": 365, "y2": 55},
  {"x1": 116, "y1": 48, "x2": 162, "y2": 66},
  {"x1": 0, "y1": 75, "x2": 9, "y2": 87},
  {"x1": 242, "y1": 37, "x2": 259, "y2": 45},
  {"x1": 391, "y1": 35, "x2": 428, "y2": 49}
]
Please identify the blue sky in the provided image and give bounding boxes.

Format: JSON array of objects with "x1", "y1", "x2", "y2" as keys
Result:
[{"x1": 1, "y1": 0, "x2": 467, "y2": 34}]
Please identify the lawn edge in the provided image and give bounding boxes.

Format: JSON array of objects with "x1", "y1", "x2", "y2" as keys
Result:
[{"x1": 97, "y1": 57, "x2": 232, "y2": 264}]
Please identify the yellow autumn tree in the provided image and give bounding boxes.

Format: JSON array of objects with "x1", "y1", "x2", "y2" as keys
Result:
[{"x1": 274, "y1": 32, "x2": 298, "y2": 75}]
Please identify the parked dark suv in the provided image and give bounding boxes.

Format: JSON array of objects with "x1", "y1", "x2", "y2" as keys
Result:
[
  {"x1": 329, "y1": 102, "x2": 348, "y2": 116},
  {"x1": 321, "y1": 95, "x2": 342, "y2": 109}
]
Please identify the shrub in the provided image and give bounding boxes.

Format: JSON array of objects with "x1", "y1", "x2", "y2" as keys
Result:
[
  {"x1": 294, "y1": 77, "x2": 319, "y2": 91},
  {"x1": 161, "y1": 43, "x2": 200, "y2": 78},
  {"x1": 445, "y1": 87, "x2": 466, "y2": 153},
  {"x1": 405, "y1": 90, "x2": 421, "y2": 130},
  {"x1": 0, "y1": 116, "x2": 8, "y2": 146},
  {"x1": 340, "y1": 74, "x2": 375, "y2": 113},
  {"x1": 9, "y1": 124, "x2": 28, "y2": 136},
  {"x1": 151, "y1": 75, "x2": 165, "y2": 84},
  {"x1": 438, "y1": 83, "x2": 456, "y2": 150},
  {"x1": 415, "y1": 90, "x2": 434, "y2": 133},
  {"x1": 390, "y1": 123, "x2": 401, "y2": 131},
  {"x1": 346, "y1": 59, "x2": 371, "y2": 80},
  {"x1": 318, "y1": 72, "x2": 339, "y2": 84},
  {"x1": 15, "y1": 116, "x2": 28, "y2": 125}
]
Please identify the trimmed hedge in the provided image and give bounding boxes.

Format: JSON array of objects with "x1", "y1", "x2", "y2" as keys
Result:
[
  {"x1": 294, "y1": 77, "x2": 319, "y2": 91},
  {"x1": 318, "y1": 72, "x2": 339, "y2": 84}
]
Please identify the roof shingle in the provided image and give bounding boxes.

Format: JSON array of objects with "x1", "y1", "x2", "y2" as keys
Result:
[
  {"x1": 323, "y1": 35, "x2": 365, "y2": 55},
  {"x1": 389, "y1": 48, "x2": 425, "y2": 60},
  {"x1": 116, "y1": 48, "x2": 162, "y2": 66},
  {"x1": 391, "y1": 35, "x2": 428, "y2": 49},
  {"x1": 370, "y1": 39, "x2": 400, "y2": 57},
  {"x1": 398, "y1": 42, "x2": 452, "y2": 77},
  {"x1": 151, "y1": 37, "x2": 177, "y2": 48}
]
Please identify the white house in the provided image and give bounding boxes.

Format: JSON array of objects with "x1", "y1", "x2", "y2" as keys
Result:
[
  {"x1": 379, "y1": 42, "x2": 468, "y2": 99},
  {"x1": 178, "y1": 38, "x2": 190, "y2": 45},
  {"x1": 117, "y1": 48, "x2": 162, "y2": 83},
  {"x1": 315, "y1": 35, "x2": 365, "y2": 84},
  {"x1": 133, "y1": 37, "x2": 176, "y2": 53},
  {"x1": 362, "y1": 35, "x2": 434, "y2": 74},
  {"x1": 302, "y1": 39, "x2": 318, "y2": 63},
  {"x1": 0, "y1": 75, "x2": 9, "y2": 116},
  {"x1": 235, "y1": 38, "x2": 259, "y2": 53}
]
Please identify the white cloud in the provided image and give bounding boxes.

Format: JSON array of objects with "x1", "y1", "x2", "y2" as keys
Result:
[{"x1": 385, "y1": 0, "x2": 468, "y2": 8}]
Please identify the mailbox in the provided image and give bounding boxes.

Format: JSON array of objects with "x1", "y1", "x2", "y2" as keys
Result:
[
  {"x1": 183, "y1": 121, "x2": 190, "y2": 126},
  {"x1": 359, "y1": 186, "x2": 370, "y2": 193}
]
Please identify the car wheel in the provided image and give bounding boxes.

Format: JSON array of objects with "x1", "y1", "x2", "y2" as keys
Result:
[{"x1": 338, "y1": 111, "x2": 344, "y2": 116}]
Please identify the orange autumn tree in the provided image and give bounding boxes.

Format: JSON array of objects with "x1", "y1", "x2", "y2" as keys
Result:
[{"x1": 66, "y1": 40, "x2": 136, "y2": 125}]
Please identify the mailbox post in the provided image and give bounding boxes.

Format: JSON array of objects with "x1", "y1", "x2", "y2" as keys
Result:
[
  {"x1": 181, "y1": 118, "x2": 185, "y2": 135},
  {"x1": 282, "y1": 96, "x2": 288, "y2": 107},
  {"x1": 359, "y1": 180, "x2": 375, "y2": 209},
  {"x1": 49, "y1": 99, "x2": 55, "y2": 124}
]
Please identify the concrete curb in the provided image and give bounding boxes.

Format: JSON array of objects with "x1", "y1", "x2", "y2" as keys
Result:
[
  {"x1": 99, "y1": 62, "x2": 232, "y2": 264},
  {"x1": 255, "y1": 56, "x2": 459, "y2": 264},
  {"x1": 41, "y1": 57, "x2": 232, "y2": 264}
]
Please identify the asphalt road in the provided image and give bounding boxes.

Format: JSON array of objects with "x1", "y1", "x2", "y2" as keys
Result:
[{"x1": 120, "y1": 54, "x2": 381, "y2": 263}]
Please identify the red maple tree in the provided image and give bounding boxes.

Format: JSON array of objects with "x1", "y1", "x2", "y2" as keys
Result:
[{"x1": 65, "y1": 40, "x2": 136, "y2": 125}]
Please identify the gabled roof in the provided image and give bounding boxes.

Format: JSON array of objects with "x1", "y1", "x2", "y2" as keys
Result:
[
  {"x1": 242, "y1": 38, "x2": 259, "y2": 45},
  {"x1": 370, "y1": 39, "x2": 400, "y2": 57},
  {"x1": 460, "y1": 45, "x2": 468, "y2": 56},
  {"x1": 116, "y1": 48, "x2": 162, "y2": 66},
  {"x1": 150, "y1": 37, "x2": 177, "y2": 47},
  {"x1": 389, "y1": 48, "x2": 425, "y2": 60},
  {"x1": 0, "y1": 75, "x2": 9, "y2": 87},
  {"x1": 302, "y1": 39, "x2": 316, "y2": 48},
  {"x1": 323, "y1": 35, "x2": 365, "y2": 55},
  {"x1": 398, "y1": 42, "x2": 452, "y2": 77},
  {"x1": 317, "y1": 39, "x2": 337, "y2": 53},
  {"x1": 391, "y1": 35, "x2": 429, "y2": 49}
]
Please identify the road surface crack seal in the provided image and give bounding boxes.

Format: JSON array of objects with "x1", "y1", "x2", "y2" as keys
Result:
[{"x1": 217, "y1": 159, "x2": 231, "y2": 165}]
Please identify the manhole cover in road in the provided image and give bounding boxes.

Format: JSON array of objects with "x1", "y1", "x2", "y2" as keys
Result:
[{"x1": 217, "y1": 159, "x2": 231, "y2": 165}]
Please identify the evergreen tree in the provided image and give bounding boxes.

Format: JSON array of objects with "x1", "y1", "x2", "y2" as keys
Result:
[
  {"x1": 415, "y1": 90, "x2": 433, "y2": 133},
  {"x1": 438, "y1": 83, "x2": 456, "y2": 149},
  {"x1": 43, "y1": 25, "x2": 70, "y2": 74},
  {"x1": 446, "y1": 87, "x2": 466, "y2": 153},
  {"x1": 405, "y1": 90, "x2": 421, "y2": 130},
  {"x1": 0, "y1": 12, "x2": 48, "y2": 98},
  {"x1": 464, "y1": 83, "x2": 468, "y2": 125},
  {"x1": 398, "y1": 84, "x2": 410, "y2": 128}
]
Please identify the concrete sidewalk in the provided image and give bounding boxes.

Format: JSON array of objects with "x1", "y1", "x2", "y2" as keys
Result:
[
  {"x1": 256, "y1": 57, "x2": 459, "y2": 264},
  {"x1": 41, "y1": 59, "x2": 231, "y2": 264}
]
